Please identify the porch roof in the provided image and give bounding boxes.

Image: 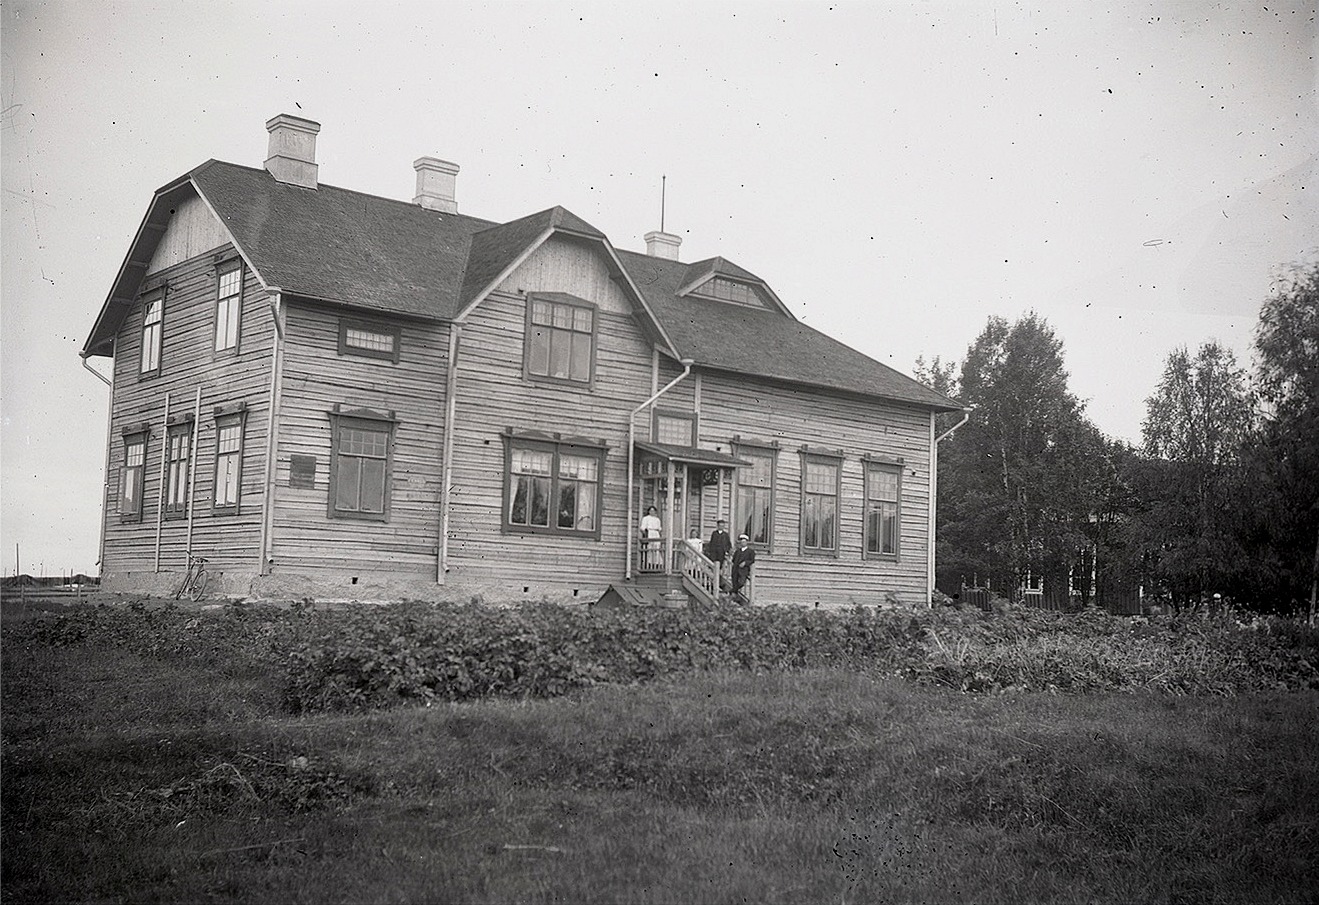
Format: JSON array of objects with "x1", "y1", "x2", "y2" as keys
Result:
[{"x1": 634, "y1": 441, "x2": 749, "y2": 468}]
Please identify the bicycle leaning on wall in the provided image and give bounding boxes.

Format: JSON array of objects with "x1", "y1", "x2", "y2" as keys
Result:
[{"x1": 173, "y1": 552, "x2": 209, "y2": 602}]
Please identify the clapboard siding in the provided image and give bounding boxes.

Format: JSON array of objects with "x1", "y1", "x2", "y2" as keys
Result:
[
  {"x1": 269, "y1": 302, "x2": 448, "y2": 576},
  {"x1": 102, "y1": 243, "x2": 272, "y2": 577},
  {"x1": 697, "y1": 372, "x2": 932, "y2": 606},
  {"x1": 443, "y1": 237, "x2": 659, "y2": 597}
]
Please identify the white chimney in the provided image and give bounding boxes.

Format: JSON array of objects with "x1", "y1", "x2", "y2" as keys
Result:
[
  {"x1": 413, "y1": 157, "x2": 460, "y2": 213},
  {"x1": 644, "y1": 230, "x2": 682, "y2": 261},
  {"x1": 264, "y1": 114, "x2": 321, "y2": 189}
]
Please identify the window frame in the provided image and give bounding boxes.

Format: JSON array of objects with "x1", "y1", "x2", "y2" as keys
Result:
[
  {"x1": 327, "y1": 408, "x2": 397, "y2": 522},
  {"x1": 799, "y1": 448, "x2": 844, "y2": 558},
  {"x1": 522, "y1": 293, "x2": 599, "y2": 387},
  {"x1": 118, "y1": 427, "x2": 150, "y2": 522},
  {"x1": 337, "y1": 317, "x2": 401, "y2": 364},
  {"x1": 164, "y1": 419, "x2": 194, "y2": 519},
  {"x1": 212, "y1": 406, "x2": 247, "y2": 514},
  {"x1": 862, "y1": 456, "x2": 903, "y2": 561},
  {"x1": 139, "y1": 289, "x2": 164, "y2": 376},
  {"x1": 652, "y1": 409, "x2": 697, "y2": 447},
  {"x1": 731, "y1": 438, "x2": 778, "y2": 553},
  {"x1": 213, "y1": 260, "x2": 244, "y2": 354},
  {"x1": 501, "y1": 430, "x2": 605, "y2": 540}
]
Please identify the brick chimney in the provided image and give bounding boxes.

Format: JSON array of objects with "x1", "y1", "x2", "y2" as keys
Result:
[
  {"x1": 264, "y1": 114, "x2": 321, "y2": 189},
  {"x1": 413, "y1": 157, "x2": 460, "y2": 213},
  {"x1": 644, "y1": 230, "x2": 682, "y2": 261}
]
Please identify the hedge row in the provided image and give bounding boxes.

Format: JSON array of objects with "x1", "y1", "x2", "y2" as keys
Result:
[{"x1": 281, "y1": 601, "x2": 1319, "y2": 711}]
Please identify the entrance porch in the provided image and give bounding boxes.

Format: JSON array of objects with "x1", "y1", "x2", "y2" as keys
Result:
[{"x1": 627, "y1": 441, "x2": 748, "y2": 605}]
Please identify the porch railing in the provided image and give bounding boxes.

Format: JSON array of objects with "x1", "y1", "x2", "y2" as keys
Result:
[{"x1": 675, "y1": 542, "x2": 720, "y2": 602}]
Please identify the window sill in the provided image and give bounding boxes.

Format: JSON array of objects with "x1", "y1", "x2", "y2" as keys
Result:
[
  {"x1": 523, "y1": 373, "x2": 595, "y2": 391},
  {"x1": 502, "y1": 524, "x2": 601, "y2": 541},
  {"x1": 329, "y1": 511, "x2": 389, "y2": 523}
]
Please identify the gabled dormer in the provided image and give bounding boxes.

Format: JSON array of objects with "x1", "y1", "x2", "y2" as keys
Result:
[{"x1": 676, "y1": 257, "x2": 794, "y2": 318}]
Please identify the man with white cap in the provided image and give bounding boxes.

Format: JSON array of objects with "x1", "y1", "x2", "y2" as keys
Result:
[{"x1": 731, "y1": 533, "x2": 756, "y2": 602}]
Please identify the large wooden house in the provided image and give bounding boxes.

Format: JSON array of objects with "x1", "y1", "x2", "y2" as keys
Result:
[{"x1": 82, "y1": 114, "x2": 963, "y2": 607}]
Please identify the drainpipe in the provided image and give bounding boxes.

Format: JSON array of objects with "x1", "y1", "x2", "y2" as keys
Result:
[
  {"x1": 625, "y1": 358, "x2": 693, "y2": 579},
  {"x1": 928, "y1": 407, "x2": 971, "y2": 605},
  {"x1": 258, "y1": 288, "x2": 285, "y2": 577},
  {"x1": 437, "y1": 321, "x2": 463, "y2": 584},
  {"x1": 83, "y1": 349, "x2": 114, "y2": 577},
  {"x1": 185, "y1": 386, "x2": 201, "y2": 558},
  {"x1": 154, "y1": 392, "x2": 171, "y2": 572}
]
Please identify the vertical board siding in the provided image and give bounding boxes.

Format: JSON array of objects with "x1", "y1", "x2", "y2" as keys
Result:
[
  {"x1": 102, "y1": 243, "x2": 272, "y2": 578},
  {"x1": 270, "y1": 302, "x2": 447, "y2": 575}
]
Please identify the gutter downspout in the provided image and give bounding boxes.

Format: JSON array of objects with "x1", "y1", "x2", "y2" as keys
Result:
[
  {"x1": 185, "y1": 386, "x2": 201, "y2": 557},
  {"x1": 154, "y1": 392, "x2": 171, "y2": 572},
  {"x1": 258, "y1": 288, "x2": 285, "y2": 577},
  {"x1": 437, "y1": 321, "x2": 463, "y2": 584},
  {"x1": 928, "y1": 407, "x2": 971, "y2": 605},
  {"x1": 625, "y1": 358, "x2": 693, "y2": 580},
  {"x1": 83, "y1": 350, "x2": 114, "y2": 577}
]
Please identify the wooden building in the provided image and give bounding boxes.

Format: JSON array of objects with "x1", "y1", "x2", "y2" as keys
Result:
[{"x1": 82, "y1": 114, "x2": 964, "y2": 607}]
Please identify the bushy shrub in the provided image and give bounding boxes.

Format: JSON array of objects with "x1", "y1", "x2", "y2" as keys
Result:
[{"x1": 281, "y1": 602, "x2": 929, "y2": 712}]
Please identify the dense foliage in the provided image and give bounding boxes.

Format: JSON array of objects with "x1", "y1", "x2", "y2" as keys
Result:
[
  {"x1": 14, "y1": 598, "x2": 1314, "y2": 712},
  {"x1": 926, "y1": 264, "x2": 1319, "y2": 616}
]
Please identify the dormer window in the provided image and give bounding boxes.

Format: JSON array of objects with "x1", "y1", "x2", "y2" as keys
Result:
[{"x1": 692, "y1": 277, "x2": 760, "y2": 307}]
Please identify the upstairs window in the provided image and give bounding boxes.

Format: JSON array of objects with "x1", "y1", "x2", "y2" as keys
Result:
[
  {"x1": 733, "y1": 441, "x2": 776, "y2": 550},
  {"x1": 692, "y1": 277, "x2": 760, "y2": 307},
  {"x1": 165, "y1": 423, "x2": 193, "y2": 516},
  {"x1": 525, "y1": 295, "x2": 595, "y2": 384},
  {"x1": 119, "y1": 430, "x2": 148, "y2": 521},
  {"x1": 213, "y1": 412, "x2": 246, "y2": 511},
  {"x1": 503, "y1": 433, "x2": 604, "y2": 537},
  {"x1": 653, "y1": 411, "x2": 696, "y2": 447},
  {"x1": 328, "y1": 409, "x2": 395, "y2": 521},
  {"x1": 214, "y1": 264, "x2": 243, "y2": 352},
  {"x1": 864, "y1": 461, "x2": 902, "y2": 559},
  {"x1": 800, "y1": 451, "x2": 842, "y2": 556},
  {"x1": 140, "y1": 294, "x2": 163, "y2": 374},
  {"x1": 338, "y1": 318, "x2": 401, "y2": 363}
]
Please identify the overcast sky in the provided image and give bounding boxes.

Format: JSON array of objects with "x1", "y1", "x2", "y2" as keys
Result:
[{"x1": 3, "y1": 1, "x2": 1316, "y2": 575}]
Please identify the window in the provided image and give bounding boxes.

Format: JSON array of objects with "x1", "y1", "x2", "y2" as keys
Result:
[
  {"x1": 213, "y1": 413, "x2": 245, "y2": 511},
  {"x1": 800, "y1": 452, "x2": 842, "y2": 555},
  {"x1": 119, "y1": 431, "x2": 148, "y2": 521},
  {"x1": 165, "y1": 423, "x2": 193, "y2": 516},
  {"x1": 653, "y1": 410, "x2": 696, "y2": 447},
  {"x1": 864, "y1": 461, "x2": 901, "y2": 559},
  {"x1": 692, "y1": 277, "x2": 760, "y2": 307},
  {"x1": 328, "y1": 410, "x2": 395, "y2": 520},
  {"x1": 214, "y1": 264, "x2": 243, "y2": 352},
  {"x1": 733, "y1": 442, "x2": 776, "y2": 549},
  {"x1": 504, "y1": 433, "x2": 604, "y2": 537},
  {"x1": 140, "y1": 293, "x2": 163, "y2": 374},
  {"x1": 338, "y1": 319, "x2": 400, "y2": 363},
  {"x1": 525, "y1": 295, "x2": 595, "y2": 384}
]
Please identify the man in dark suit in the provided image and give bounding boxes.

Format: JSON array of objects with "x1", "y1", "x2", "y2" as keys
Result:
[
  {"x1": 706, "y1": 518, "x2": 732, "y2": 587},
  {"x1": 731, "y1": 533, "x2": 756, "y2": 603}
]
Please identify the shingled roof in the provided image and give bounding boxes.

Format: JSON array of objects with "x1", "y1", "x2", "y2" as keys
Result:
[
  {"x1": 615, "y1": 249, "x2": 961, "y2": 411},
  {"x1": 83, "y1": 158, "x2": 962, "y2": 412}
]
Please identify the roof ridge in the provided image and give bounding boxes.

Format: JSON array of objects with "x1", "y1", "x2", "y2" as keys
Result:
[{"x1": 198, "y1": 158, "x2": 498, "y2": 228}]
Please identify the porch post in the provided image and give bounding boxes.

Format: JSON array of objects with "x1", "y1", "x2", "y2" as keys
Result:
[{"x1": 665, "y1": 459, "x2": 676, "y2": 572}]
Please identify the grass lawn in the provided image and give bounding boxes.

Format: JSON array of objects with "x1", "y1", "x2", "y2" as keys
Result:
[{"x1": 2, "y1": 598, "x2": 1317, "y2": 904}]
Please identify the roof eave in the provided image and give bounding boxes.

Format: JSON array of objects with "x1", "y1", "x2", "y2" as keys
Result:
[
  {"x1": 81, "y1": 174, "x2": 198, "y2": 358},
  {"x1": 692, "y1": 361, "x2": 966, "y2": 412}
]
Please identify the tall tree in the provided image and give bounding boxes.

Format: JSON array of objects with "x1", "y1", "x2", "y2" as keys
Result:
[
  {"x1": 1135, "y1": 342, "x2": 1253, "y2": 607},
  {"x1": 936, "y1": 313, "x2": 1108, "y2": 598},
  {"x1": 1245, "y1": 263, "x2": 1319, "y2": 618}
]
